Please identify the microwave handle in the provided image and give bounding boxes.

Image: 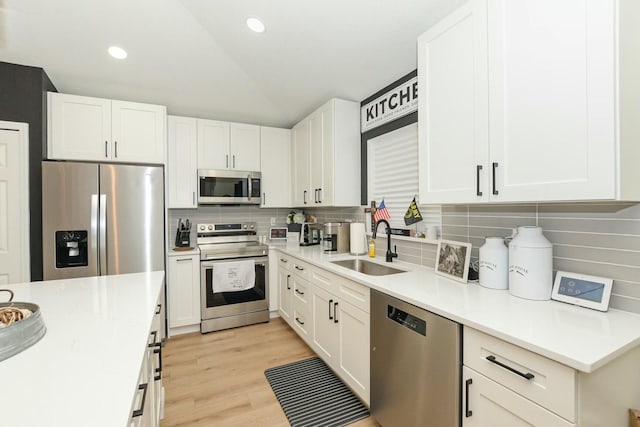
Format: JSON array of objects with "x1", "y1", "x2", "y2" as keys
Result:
[{"x1": 247, "y1": 174, "x2": 252, "y2": 200}]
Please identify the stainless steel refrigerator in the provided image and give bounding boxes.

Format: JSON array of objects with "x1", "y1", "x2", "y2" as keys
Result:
[{"x1": 42, "y1": 161, "x2": 165, "y2": 280}]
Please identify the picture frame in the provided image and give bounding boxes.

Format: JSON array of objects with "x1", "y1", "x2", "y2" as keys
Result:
[
  {"x1": 269, "y1": 227, "x2": 288, "y2": 241},
  {"x1": 551, "y1": 270, "x2": 613, "y2": 312},
  {"x1": 435, "y1": 240, "x2": 472, "y2": 283}
]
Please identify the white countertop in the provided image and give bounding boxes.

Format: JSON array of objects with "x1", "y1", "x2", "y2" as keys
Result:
[
  {"x1": 168, "y1": 246, "x2": 200, "y2": 256},
  {"x1": 276, "y1": 246, "x2": 640, "y2": 373},
  {"x1": 0, "y1": 271, "x2": 164, "y2": 427}
]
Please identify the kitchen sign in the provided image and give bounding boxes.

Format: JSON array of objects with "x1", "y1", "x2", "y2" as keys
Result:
[{"x1": 361, "y1": 76, "x2": 418, "y2": 132}]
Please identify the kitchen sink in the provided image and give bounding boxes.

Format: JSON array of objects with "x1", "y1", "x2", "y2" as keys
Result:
[{"x1": 331, "y1": 259, "x2": 406, "y2": 276}]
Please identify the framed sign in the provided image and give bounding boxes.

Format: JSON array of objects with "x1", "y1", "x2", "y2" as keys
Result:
[
  {"x1": 361, "y1": 76, "x2": 418, "y2": 132},
  {"x1": 435, "y1": 240, "x2": 472, "y2": 283}
]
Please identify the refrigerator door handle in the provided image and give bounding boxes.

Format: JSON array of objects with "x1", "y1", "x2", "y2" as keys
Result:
[
  {"x1": 99, "y1": 194, "x2": 107, "y2": 275},
  {"x1": 90, "y1": 194, "x2": 99, "y2": 268}
]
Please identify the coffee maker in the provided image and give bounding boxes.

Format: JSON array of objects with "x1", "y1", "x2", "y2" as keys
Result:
[
  {"x1": 300, "y1": 222, "x2": 322, "y2": 246},
  {"x1": 322, "y1": 222, "x2": 351, "y2": 253}
]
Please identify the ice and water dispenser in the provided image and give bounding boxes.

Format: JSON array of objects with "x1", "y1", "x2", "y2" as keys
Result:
[{"x1": 55, "y1": 231, "x2": 88, "y2": 268}]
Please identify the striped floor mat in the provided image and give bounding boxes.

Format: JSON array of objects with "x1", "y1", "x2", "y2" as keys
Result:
[{"x1": 264, "y1": 357, "x2": 370, "y2": 427}]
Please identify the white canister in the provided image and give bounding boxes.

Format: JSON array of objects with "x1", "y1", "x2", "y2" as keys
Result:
[
  {"x1": 478, "y1": 237, "x2": 508, "y2": 290},
  {"x1": 508, "y1": 226, "x2": 553, "y2": 300}
]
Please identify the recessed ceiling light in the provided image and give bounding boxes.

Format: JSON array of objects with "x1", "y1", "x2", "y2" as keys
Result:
[
  {"x1": 246, "y1": 17, "x2": 265, "y2": 33},
  {"x1": 108, "y1": 46, "x2": 127, "y2": 59}
]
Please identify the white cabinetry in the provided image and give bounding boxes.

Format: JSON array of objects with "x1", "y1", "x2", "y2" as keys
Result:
[
  {"x1": 291, "y1": 98, "x2": 361, "y2": 207},
  {"x1": 290, "y1": 259, "x2": 312, "y2": 343},
  {"x1": 167, "y1": 251, "x2": 201, "y2": 335},
  {"x1": 260, "y1": 127, "x2": 291, "y2": 207},
  {"x1": 418, "y1": 0, "x2": 640, "y2": 203},
  {"x1": 48, "y1": 92, "x2": 166, "y2": 164},
  {"x1": 197, "y1": 120, "x2": 260, "y2": 171},
  {"x1": 462, "y1": 327, "x2": 640, "y2": 427},
  {"x1": 277, "y1": 255, "x2": 293, "y2": 324},
  {"x1": 167, "y1": 116, "x2": 198, "y2": 208}
]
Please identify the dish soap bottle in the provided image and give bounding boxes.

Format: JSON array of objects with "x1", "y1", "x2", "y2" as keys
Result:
[{"x1": 368, "y1": 237, "x2": 376, "y2": 258}]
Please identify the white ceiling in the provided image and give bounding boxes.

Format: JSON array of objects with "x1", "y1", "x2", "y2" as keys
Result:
[{"x1": 0, "y1": 0, "x2": 463, "y2": 128}]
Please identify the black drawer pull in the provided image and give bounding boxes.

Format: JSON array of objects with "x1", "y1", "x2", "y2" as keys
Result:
[
  {"x1": 465, "y1": 378, "x2": 473, "y2": 417},
  {"x1": 280, "y1": 258, "x2": 288, "y2": 263},
  {"x1": 476, "y1": 165, "x2": 483, "y2": 196},
  {"x1": 329, "y1": 299, "x2": 333, "y2": 320},
  {"x1": 295, "y1": 288, "x2": 305, "y2": 296},
  {"x1": 153, "y1": 345, "x2": 162, "y2": 381},
  {"x1": 492, "y1": 162, "x2": 499, "y2": 195},
  {"x1": 333, "y1": 302, "x2": 338, "y2": 324},
  {"x1": 286, "y1": 274, "x2": 291, "y2": 290},
  {"x1": 131, "y1": 383, "x2": 148, "y2": 418},
  {"x1": 295, "y1": 317, "x2": 305, "y2": 326},
  {"x1": 486, "y1": 355, "x2": 535, "y2": 380},
  {"x1": 295, "y1": 265, "x2": 304, "y2": 271},
  {"x1": 155, "y1": 304, "x2": 161, "y2": 315}
]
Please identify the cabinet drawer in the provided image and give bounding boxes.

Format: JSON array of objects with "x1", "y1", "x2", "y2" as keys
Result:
[
  {"x1": 292, "y1": 302, "x2": 310, "y2": 342},
  {"x1": 293, "y1": 279, "x2": 310, "y2": 307},
  {"x1": 277, "y1": 254, "x2": 292, "y2": 271},
  {"x1": 464, "y1": 327, "x2": 576, "y2": 422},
  {"x1": 291, "y1": 260, "x2": 310, "y2": 280},
  {"x1": 311, "y1": 265, "x2": 370, "y2": 313}
]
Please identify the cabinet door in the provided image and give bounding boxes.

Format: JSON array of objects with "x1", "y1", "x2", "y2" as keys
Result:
[
  {"x1": 167, "y1": 116, "x2": 198, "y2": 208},
  {"x1": 260, "y1": 127, "x2": 291, "y2": 207},
  {"x1": 167, "y1": 255, "x2": 201, "y2": 328},
  {"x1": 462, "y1": 367, "x2": 574, "y2": 427},
  {"x1": 487, "y1": 0, "x2": 615, "y2": 201},
  {"x1": 197, "y1": 119, "x2": 230, "y2": 170},
  {"x1": 291, "y1": 119, "x2": 310, "y2": 206},
  {"x1": 311, "y1": 285, "x2": 339, "y2": 364},
  {"x1": 278, "y1": 268, "x2": 293, "y2": 324},
  {"x1": 230, "y1": 123, "x2": 261, "y2": 171},
  {"x1": 111, "y1": 100, "x2": 166, "y2": 164},
  {"x1": 337, "y1": 300, "x2": 370, "y2": 404},
  {"x1": 48, "y1": 92, "x2": 112, "y2": 161},
  {"x1": 308, "y1": 108, "x2": 325, "y2": 205},
  {"x1": 417, "y1": 1, "x2": 489, "y2": 203}
]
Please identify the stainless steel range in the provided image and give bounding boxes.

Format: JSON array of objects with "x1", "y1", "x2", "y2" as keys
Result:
[{"x1": 197, "y1": 222, "x2": 269, "y2": 333}]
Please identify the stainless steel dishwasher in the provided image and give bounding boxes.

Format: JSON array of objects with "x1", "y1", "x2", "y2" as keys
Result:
[{"x1": 371, "y1": 289, "x2": 461, "y2": 427}]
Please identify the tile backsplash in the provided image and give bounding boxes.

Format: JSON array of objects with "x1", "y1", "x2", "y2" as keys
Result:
[{"x1": 441, "y1": 203, "x2": 640, "y2": 314}]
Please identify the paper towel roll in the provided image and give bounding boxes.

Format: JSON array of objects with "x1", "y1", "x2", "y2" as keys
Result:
[{"x1": 350, "y1": 223, "x2": 367, "y2": 255}]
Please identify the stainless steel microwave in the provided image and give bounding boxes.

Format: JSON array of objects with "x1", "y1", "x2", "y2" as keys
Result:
[{"x1": 198, "y1": 170, "x2": 261, "y2": 205}]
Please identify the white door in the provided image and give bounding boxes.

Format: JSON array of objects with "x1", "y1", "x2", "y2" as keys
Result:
[
  {"x1": 230, "y1": 123, "x2": 260, "y2": 171},
  {"x1": 167, "y1": 116, "x2": 198, "y2": 208},
  {"x1": 291, "y1": 119, "x2": 310, "y2": 206},
  {"x1": 311, "y1": 286, "x2": 339, "y2": 363},
  {"x1": 47, "y1": 92, "x2": 111, "y2": 162},
  {"x1": 167, "y1": 255, "x2": 200, "y2": 328},
  {"x1": 0, "y1": 122, "x2": 29, "y2": 285},
  {"x1": 260, "y1": 127, "x2": 291, "y2": 207},
  {"x1": 337, "y1": 300, "x2": 370, "y2": 403},
  {"x1": 308, "y1": 108, "x2": 325, "y2": 205},
  {"x1": 487, "y1": 0, "x2": 615, "y2": 201},
  {"x1": 111, "y1": 100, "x2": 166, "y2": 164},
  {"x1": 417, "y1": 1, "x2": 489, "y2": 203},
  {"x1": 462, "y1": 367, "x2": 573, "y2": 427},
  {"x1": 197, "y1": 119, "x2": 230, "y2": 170}
]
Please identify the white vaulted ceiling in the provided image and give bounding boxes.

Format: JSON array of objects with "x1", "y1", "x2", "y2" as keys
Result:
[{"x1": 0, "y1": 0, "x2": 463, "y2": 128}]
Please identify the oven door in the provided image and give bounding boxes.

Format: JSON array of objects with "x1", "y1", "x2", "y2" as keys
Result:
[{"x1": 200, "y1": 255, "x2": 269, "y2": 320}]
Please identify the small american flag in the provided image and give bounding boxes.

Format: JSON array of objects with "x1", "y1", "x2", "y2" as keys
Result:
[{"x1": 373, "y1": 199, "x2": 391, "y2": 223}]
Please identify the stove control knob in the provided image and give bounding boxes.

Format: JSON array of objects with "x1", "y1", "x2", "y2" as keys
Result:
[
  {"x1": 199, "y1": 225, "x2": 205, "y2": 231},
  {"x1": 208, "y1": 225, "x2": 213, "y2": 230},
  {"x1": 249, "y1": 224, "x2": 254, "y2": 229},
  {"x1": 243, "y1": 224, "x2": 247, "y2": 229}
]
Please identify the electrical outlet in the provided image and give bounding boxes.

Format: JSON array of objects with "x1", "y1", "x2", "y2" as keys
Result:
[{"x1": 270, "y1": 217, "x2": 276, "y2": 226}]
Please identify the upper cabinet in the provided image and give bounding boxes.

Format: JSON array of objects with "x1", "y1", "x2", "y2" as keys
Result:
[
  {"x1": 47, "y1": 92, "x2": 166, "y2": 164},
  {"x1": 197, "y1": 119, "x2": 260, "y2": 171},
  {"x1": 260, "y1": 126, "x2": 291, "y2": 208},
  {"x1": 418, "y1": 0, "x2": 640, "y2": 203},
  {"x1": 291, "y1": 98, "x2": 361, "y2": 207},
  {"x1": 167, "y1": 116, "x2": 198, "y2": 208}
]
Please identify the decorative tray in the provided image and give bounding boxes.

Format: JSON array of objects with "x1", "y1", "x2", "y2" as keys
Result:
[{"x1": 0, "y1": 289, "x2": 46, "y2": 362}]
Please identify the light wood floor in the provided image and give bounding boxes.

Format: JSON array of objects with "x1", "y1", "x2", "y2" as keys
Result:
[{"x1": 161, "y1": 317, "x2": 381, "y2": 427}]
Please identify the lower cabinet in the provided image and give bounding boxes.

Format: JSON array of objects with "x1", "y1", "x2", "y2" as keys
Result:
[
  {"x1": 130, "y1": 294, "x2": 164, "y2": 427},
  {"x1": 167, "y1": 251, "x2": 201, "y2": 335},
  {"x1": 275, "y1": 252, "x2": 371, "y2": 404}
]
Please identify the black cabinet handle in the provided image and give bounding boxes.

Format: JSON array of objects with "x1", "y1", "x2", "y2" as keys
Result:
[
  {"x1": 105, "y1": 141, "x2": 108, "y2": 158},
  {"x1": 280, "y1": 258, "x2": 288, "y2": 263},
  {"x1": 295, "y1": 288, "x2": 305, "y2": 296},
  {"x1": 329, "y1": 299, "x2": 333, "y2": 320},
  {"x1": 295, "y1": 317, "x2": 304, "y2": 326},
  {"x1": 314, "y1": 189, "x2": 318, "y2": 203},
  {"x1": 333, "y1": 302, "x2": 338, "y2": 323},
  {"x1": 476, "y1": 165, "x2": 483, "y2": 196},
  {"x1": 286, "y1": 274, "x2": 291, "y2": 290},
  {"x1": 492, "y1": 162, "x2": 499, "y2": 195},
  {"x1": 465, "y1": 378, "x2": 473, "y2": 417},
  {"x1": 114, "y1": 141, "x2": 118, "y2": 158},
  {"x1": 155, "y1": 304, "x2": 161, "y2": 315},
  {"x1": 295, "y1": 265, "x2": 304, "y2": 271},
  {"x1": 303, "y1": 190, "x2": 307, "y2": 204},
  {"x1": 318, "y1": 188, "x2": 322, "y2": 203},
  {"x1": 486, "y1": 355, "x2": 534, "y2": 380},
  {"x1": 153, "y1": 345, "x2": 162, "y2": 381},
  {"x1": 131, "y1": 383, "x2": 148, "y2": 418},
  {"x1": 226, "y1": 155, "x2": 229, "y2": 168}
]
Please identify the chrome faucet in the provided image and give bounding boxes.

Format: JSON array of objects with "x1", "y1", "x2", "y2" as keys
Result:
[{"x1": 372, "y1": 219, "x2": 398, "y2": 263}]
